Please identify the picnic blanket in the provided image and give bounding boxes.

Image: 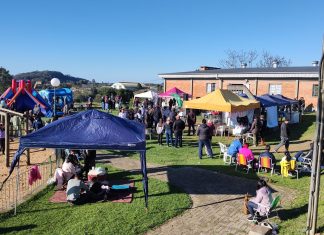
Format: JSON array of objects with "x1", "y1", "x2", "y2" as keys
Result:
[{"x1": 49, "y1": 180, "x2": 134, "y2": 203}]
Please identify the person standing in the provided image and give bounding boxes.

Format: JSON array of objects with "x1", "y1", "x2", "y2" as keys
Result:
[
  {"x1": 84, "y1": 150, "x2": 96, "y2": 178},
  {"x1": 250, "y1": 116, "x2": 261, "y2": 146},
  {"x1": 259, "y1": 115, "x2": 266, "y2": 145},
  {"x1": 274, "y1": 119, "x2": 290, "y2": 152},
  {"x1": 153, "y1": 106, "x2": 162, "y2": 129},
  {"x1": 187, "y1": 109, "x2": 196, "y2": 136},
  {"x1": 173, "y1": 115, "x2": 185, "y2": 148},
  {"x1": 168, "y1": 99, "x2": 174, "y2": 110},
  {"x1": 156, "y1": 119, "x2": 164, "y2": 145},
  {"x1": 164, "y1": 117, "x2": 173, "y2": 146},
  {"x1": 197, "y1": 119, "x2": 213, "y2": 159}
]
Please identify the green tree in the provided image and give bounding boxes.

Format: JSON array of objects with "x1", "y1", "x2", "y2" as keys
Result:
[{"x1": 0, "y1": 67, "x2": 12, "y2": 94}]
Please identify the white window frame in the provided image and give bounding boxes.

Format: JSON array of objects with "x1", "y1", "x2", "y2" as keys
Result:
[
  {"x1": 206, "y1": 83, "x2": 216, "y2": 93},
  {"x1": 269, "y1": 84, "x2": 282, "y2": 95}
]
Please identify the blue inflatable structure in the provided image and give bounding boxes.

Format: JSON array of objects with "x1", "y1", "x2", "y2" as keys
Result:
[
  {"x1": 0, "y1": 80, "x2": 53, "y2": 117},
  {"x1": 39, "y1": 88, "x2": 73, "y2": 116}
]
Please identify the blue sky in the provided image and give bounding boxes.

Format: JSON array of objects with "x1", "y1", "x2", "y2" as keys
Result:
[{"x1": 0, "y1": 0, "x2": 323, "y2": 83}]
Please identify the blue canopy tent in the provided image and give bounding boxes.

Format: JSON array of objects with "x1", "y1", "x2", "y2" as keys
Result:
[
  {"x1": 259, "y1": 94, "x2": 289, "y2": 106},
  {"x1": 239, "y1": 94, "x2": 277, "y2": 108},
  {"x1": 273, "y1": 94, "x2": 299, "y2": 105},
  {"x1": 5, "y1": 110, "x2": 149, "y2": 207}
]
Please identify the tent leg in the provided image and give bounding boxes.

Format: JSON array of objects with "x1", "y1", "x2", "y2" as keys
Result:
[
  {"x1": 140, "y1": 152, "x2": 148, "y2": 208},
  {"x1": 14, "y1": 162, "x2": 20, "y2": 216}
]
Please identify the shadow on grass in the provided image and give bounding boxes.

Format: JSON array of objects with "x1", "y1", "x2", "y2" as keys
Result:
[
  {"x1": 278, "y1": 203, "x2": 308, "y2": 221},
  {"x1": 103, "y1": 158, "x2": 278, "y2": 198},
  {"x1": 0, "y1": 224, "x2": 37, "y2": 233},
  {"x1": 265, "y1": 114, "x2": 315, "y2": 143}
]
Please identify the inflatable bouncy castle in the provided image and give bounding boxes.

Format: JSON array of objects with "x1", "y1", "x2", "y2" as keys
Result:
[{"x1": 0, "y1": 79, "x2": 53, "y2": 117}]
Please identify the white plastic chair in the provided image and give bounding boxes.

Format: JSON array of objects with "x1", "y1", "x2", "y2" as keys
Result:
[
  {"x1": 216, "y1": 125, "x2": 225, "y2": 137},
  {"x1": 219, "y1": 142, "x2": 231, "y2": 164}
]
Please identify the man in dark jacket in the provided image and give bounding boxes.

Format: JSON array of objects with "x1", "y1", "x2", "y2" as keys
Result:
[
  {"x1": 173, "y1": 115, "x2": 185, "y2": 148},
  {"x1": 153, "y1": 106, "x2": 162, "y2": 128},
  {"x1": 274, "y1": 119, "x2": 290, "y2": 152},
  {"x1": 250, "y1": 116, "x2": 261, "y2": 146},
  {"x1": 187, "y1": 109, "x2": 196, "y2": 136},
  {"x1": 197, "y1": 119, "x2": 213, "y2": 159}
]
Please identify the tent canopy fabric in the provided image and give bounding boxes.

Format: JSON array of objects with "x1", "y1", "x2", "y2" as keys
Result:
[
  {"x1": 134, "y1": 90, "x2": 158, "y2": 99},
  {"x1": 19, "y1": 109, "x2": 146, "y2": 150},
  {"x1": 273, "y1": 94, "x2": 299, "y2": 105},
  {"x1": 8, "y1": 110, "x2": 148, "y2": 207},
  {"x1": 240, "y1": 94, "x2": 277, "y2": 108},
  {"x1": 260, "y1": 94, "x2": 292, "y2": 106},
  {"x1": 159, "y1": 87, "x2": 191, "y2": 98},
  {"x1": 184, "y1": 89, "x2": 260, "y2": 112}
]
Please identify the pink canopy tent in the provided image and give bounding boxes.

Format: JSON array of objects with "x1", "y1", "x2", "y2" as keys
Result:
[{"x1": 159, "y1": 87, "x2": 191, "y2": 98}]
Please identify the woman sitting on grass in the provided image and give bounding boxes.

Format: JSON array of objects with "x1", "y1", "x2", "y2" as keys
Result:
[{"x1": 247, "y1": 179, "x2": 273, "y2": 221}]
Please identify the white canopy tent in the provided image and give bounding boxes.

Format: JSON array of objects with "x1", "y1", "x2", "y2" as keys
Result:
[
  {"x1": 134, "y1": 90, "x2": 158, "y2": 105},
  {"x1": 134, "y1": 90, "x2": 158, "y2": 99}
]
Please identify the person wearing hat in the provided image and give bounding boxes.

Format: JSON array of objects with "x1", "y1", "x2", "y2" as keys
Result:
[{"x1": 274, "y1": 119, "x2": 290, "y2": 152}]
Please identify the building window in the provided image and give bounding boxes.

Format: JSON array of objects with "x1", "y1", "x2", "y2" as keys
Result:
[
  {"x1": 227, "y1": 83, "x2": 244, "y2": 94},
  {"x1": 312, "y1": 84, "x2": 319, "y2": 97},
  {"x1": 269, "y1": 84, "x2": 282, "y2": 95},
  {"x1": 206, "y1": 83, "x2": 216, "y2": 93}
]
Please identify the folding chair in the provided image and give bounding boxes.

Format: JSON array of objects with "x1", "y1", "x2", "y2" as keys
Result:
[
  {"x1": 258, "y1": 157, "x2": 275, "y2": 176},
  {"x1": 235, "y1": 153, "x2": 252, "y2": 174},
  {"x1": 253, "y1": 195, "x2": 281, "y2": 223},
  {"x1": 296, "y1": 152, "x2": 312, "y2": 173}
]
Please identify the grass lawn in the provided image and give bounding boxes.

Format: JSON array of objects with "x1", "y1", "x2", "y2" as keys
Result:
[
  {"x1": 4, "y1": 111, "x2": 322, "y2": 234},
  {"x1": 0, "y1": 166, "x2": 191, "y2": 235},
  {"x1": 121, "y1": 112, "x2": 323, "y2": 234}
]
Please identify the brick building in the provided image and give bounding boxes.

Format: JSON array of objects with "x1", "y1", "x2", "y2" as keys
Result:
[{"x1": 159, "y1": 65, "x2": 320, "y2": 110}]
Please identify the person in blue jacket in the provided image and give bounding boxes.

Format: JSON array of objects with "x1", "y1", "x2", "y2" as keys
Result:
[{"x1": 227, "y1": 137, "x2": 243, "y2": 162}]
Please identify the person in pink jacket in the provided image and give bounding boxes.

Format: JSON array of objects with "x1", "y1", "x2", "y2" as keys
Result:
[
  {"x1": 238, "y1": 143, "x2": 256, "y2": 169},
  {"x1": 247, "y1": 179, "x2": 273, "y2": 221}
]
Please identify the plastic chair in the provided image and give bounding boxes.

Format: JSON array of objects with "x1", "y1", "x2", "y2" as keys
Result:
[
  {"x1": 219, "y1": 142, "x2": 231, "y2": 164},
  {"x1": 215, "y1": 125, "x2": 225, "y2": 137},
  {"x1": 253, "y1": 195, "x2": 281, "y2": 223},
  {"x1": 258, "y1": 157, "x2": 275, "y2": 176},
  {"x1": 280, "y1": 160, "x2": 299, "y2": 179},
  {"x1": 244, "y1": 133, "x2": 255, "y2": 145},
  {"x1": 235, "y1": 153, "x2": 252, "y2": 173}
]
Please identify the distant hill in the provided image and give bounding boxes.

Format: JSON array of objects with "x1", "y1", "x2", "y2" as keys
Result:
[{"x1": 14, "y1": 71, "x2": 89, "y2": 84}]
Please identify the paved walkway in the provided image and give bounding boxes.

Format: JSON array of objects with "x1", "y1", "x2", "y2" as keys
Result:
[{"x1": 99, "y1": 156, "x2": 296, "y2": 235}]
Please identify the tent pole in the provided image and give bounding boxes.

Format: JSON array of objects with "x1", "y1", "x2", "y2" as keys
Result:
[
  {"x1": 306, "y1": 47, "x2": 323, "y2": 235},
  {"x1": 5, "y1": 112, "x2": 10, "y2": 167},
  {"x1": 25, "y1": 111, "x2": 30, "y2": 165},
  {"x1": 14, "y1": 161, "x2": 20, "y2": 216},
  {"x1": 140, "y1": 152, "x2": 148, "y2": 209}
]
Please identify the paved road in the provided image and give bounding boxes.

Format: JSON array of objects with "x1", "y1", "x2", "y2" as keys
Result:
[{"x1": 98, "y1": 156, "x2": 296, "y2": 235}]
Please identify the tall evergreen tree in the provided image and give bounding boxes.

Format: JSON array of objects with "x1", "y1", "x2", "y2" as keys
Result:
[{"x1": 0, "y1": 67, "x2": 12, "y2": 94}]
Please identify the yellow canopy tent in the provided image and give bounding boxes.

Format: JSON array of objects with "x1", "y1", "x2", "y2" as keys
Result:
[{"x1": 184, "y1": 89, "x2": 260, "y2": 112}]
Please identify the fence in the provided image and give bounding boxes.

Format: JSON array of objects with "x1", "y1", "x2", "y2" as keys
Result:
[{"x1": 0, "y1": 156, "x2": 57, "y2": 214}]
